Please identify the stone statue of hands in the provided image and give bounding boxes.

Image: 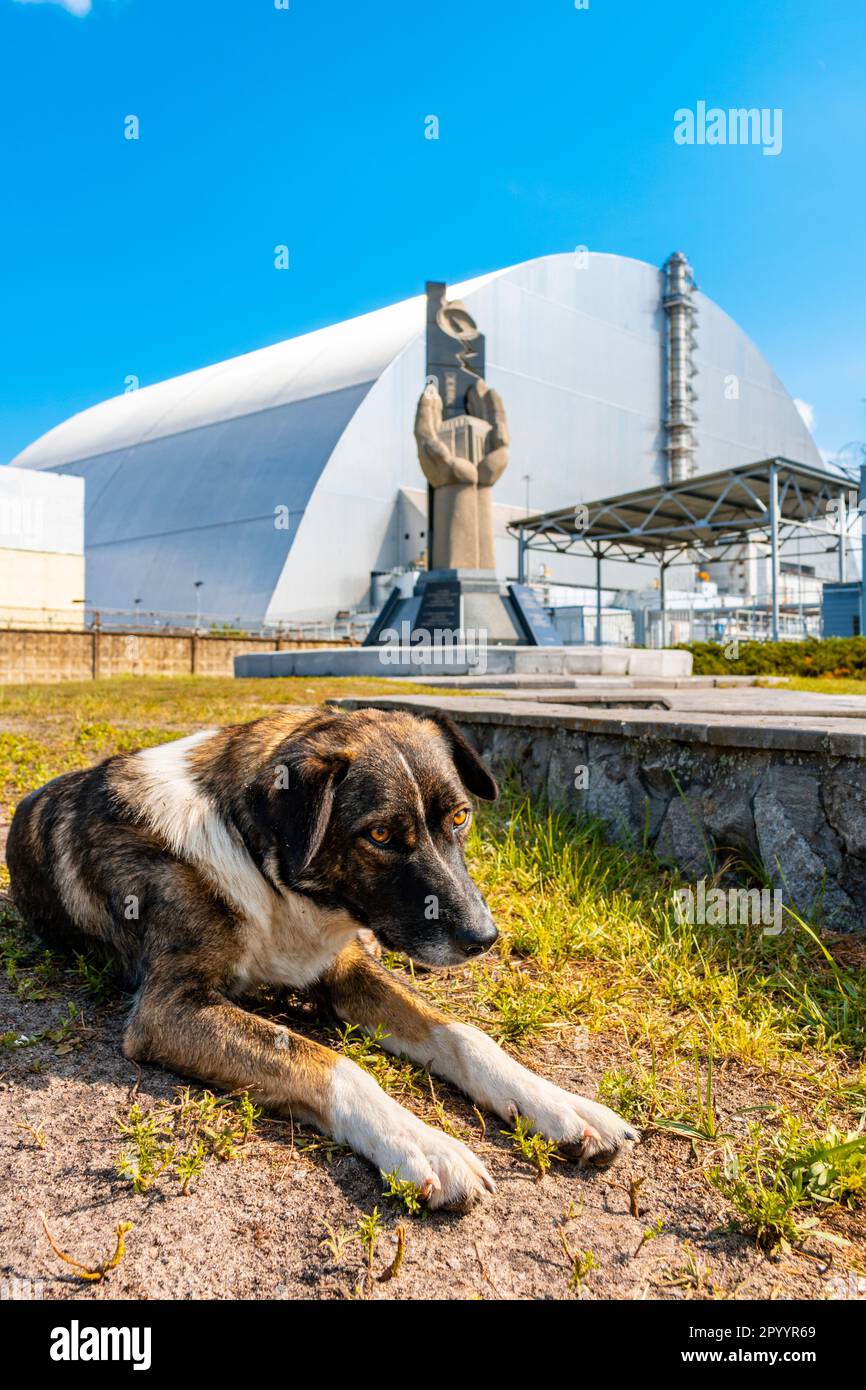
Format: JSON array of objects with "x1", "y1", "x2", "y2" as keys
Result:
[
  {"x1": 414, "y1": 379, "x2": 510, "y2": 489},
  {"x1": 414, "y1": 385, "x2": 478, "y2": 486},
  {"x1": 413, "y1": 377, "x2": 510, "y2": 571},
  {"x1": 467, "y1": 379, "x2": 509, "y2": 488}
]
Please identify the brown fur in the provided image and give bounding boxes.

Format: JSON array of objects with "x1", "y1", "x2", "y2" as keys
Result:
[{"x1": 7, "y1": 707, "x2": 497, "y2": 1146}]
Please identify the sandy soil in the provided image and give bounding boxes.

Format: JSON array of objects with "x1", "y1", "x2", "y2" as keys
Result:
[{"x1": 1, "y1": 963, "x2": 856, "y2": 1302}]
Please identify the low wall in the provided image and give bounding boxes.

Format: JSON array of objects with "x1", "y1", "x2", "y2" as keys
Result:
[
  {"x1": 235, "y1": 644, "x2": 694, "y2": 679},
  {"x1": 334, "y1": 693, "x2": 866, "y2": 932},
  {"x1": 0, "y1": 628, "x2": 357, "y2": 685}
]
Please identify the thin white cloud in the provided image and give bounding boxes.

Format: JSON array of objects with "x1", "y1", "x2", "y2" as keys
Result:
[
  {"x1": 14, "y1": 0, "x2": 93, "y2": 16},
  {"x1": 793, "y1": 398, "x2": 816, "y2": 433}
]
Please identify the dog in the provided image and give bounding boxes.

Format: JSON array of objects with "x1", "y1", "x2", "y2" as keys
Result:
[{"x1": 7, "y1": 705, "x2": 636, "y2": 1209}]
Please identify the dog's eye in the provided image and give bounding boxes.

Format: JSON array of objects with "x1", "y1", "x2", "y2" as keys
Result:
[
  {"x1": 452, "y1": 808, "x2": 471, "y2": 830},
  {"x1": 368, "y1": 825, "x2": 392, "y2": 845}
]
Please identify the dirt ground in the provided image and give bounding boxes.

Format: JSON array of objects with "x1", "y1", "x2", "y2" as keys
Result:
[
  {"x1": 1, "y1": 965, "x2": 856, "y2": 1303},
  {"x1": 1, "y1": 678, "x2": 864, "y2": 1301}
]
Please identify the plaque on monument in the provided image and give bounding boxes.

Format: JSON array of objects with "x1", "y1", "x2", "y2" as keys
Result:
[
  {"x1": 508, "y1": 583, "x2": 563, "y2": 647},
  {"x1": 414, "y1": 578, "x2": 461, "y2": 639}
]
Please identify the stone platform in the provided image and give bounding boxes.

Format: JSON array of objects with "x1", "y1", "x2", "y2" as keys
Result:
[
  {"x1": 329, "y1": 682, "x2": 866, "y2": 932},
  {"x1": 233, "y1": 644, "x2": 693, "y2": 680}
]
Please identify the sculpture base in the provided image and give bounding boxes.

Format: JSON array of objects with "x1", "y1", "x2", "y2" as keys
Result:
[
  {"x1": 234, "y1": 644, "x2": 695, "y2": 679},
  {"x1": 364, "y1": 569, "x2": 533, "y2": 647}
]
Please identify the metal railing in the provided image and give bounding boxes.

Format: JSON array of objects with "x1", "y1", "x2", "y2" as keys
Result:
[
  {"x1": 646, "y1": 605, "x2": 822, "y2": 648},
  {"x1": 0, "y1": 605, "x2": 372, "y2": 641}
]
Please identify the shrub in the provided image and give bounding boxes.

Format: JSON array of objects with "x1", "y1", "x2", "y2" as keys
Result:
[{"x1": 678, "y1": 637, "x2": 866, "y2": 677}]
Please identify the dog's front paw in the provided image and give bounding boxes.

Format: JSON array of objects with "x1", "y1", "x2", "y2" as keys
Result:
[
  {"x1": 387, "y1": 1121, "x2": 496, "y2": 1212},
  {"x1": 512, "y1": 1081, "x2": 638, "y2": 1169},
  {"x1": 330, "y1": 1059, "x2": 495, "y2": 1212},
  {"x1": 441, "y1": 1024, "x2": 639, "y2": 1171}
]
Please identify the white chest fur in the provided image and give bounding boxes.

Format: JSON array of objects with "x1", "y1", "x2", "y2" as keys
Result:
[
  {"x1": 230, "y1": 891, "x2": 359, "y2": 993},
  {"x1": 131, "y1": 730, "x2": 358, "y2": 991}
]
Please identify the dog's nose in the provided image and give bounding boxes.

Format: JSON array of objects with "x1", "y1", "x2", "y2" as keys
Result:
[{"x1": 455, "y1": 919, "x2": 498, "y2": 957}]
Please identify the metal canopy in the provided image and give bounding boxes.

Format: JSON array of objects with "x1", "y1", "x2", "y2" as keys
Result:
[
  {"x1": 508, "y1": 457, "x2": 857, "y2": 644},
  {"x1": 508, "y1": 457, "x2": 853, "y2": 565}
]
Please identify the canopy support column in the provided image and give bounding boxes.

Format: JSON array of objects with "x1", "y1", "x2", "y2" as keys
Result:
[
  {"x1": 861, "y1": 464, "x2": 866, "y2": 637},
  {"x1": 595, "y1": 548, "x2": 603, "y2": 646},
  {"x1": 769, "y1": 461, "x2": 780, "y2": 642}
]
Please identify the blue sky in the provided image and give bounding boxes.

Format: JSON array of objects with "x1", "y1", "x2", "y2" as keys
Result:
[{"x1": 1, "y1": 0, "x2": 864, "y2": 465}]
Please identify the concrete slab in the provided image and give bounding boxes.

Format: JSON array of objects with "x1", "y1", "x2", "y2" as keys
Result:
[
  {"x1": 327, "y1": 691, "x2": 866, "y2": 757},
  {"x1": 325, "y1": 685, "x2": 866, "y2": 931},
  {"x1": 234, "y1": 645, "x2": 694, "y2": 680}
]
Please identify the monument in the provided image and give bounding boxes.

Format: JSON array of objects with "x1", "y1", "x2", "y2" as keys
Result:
[
  {"x1": 233, "y1": 279, "x2": 694, "y2": 679},
  {"x1": 365, "y1": 281, "x2": 555, "y2": 650}
]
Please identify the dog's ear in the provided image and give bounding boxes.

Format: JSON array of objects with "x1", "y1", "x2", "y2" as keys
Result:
[
  {"x1": 431, "y1": 713, "x2": 498, "y2": 801},
  {"x1": 249, "y1": 745, "x2": 347, "y2": 881}
]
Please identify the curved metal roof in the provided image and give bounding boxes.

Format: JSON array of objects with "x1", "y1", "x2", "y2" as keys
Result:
[
  {"x1": 11, "y1": 252, "x2": 823, "y2": 623},
  {"x1": 13, "y1": 267, "x2": 502, "y2": 471}
]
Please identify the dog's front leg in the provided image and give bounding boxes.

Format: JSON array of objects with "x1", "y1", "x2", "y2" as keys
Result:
[
  {"x1": 323, "y1": 943, "x2": 637, "y2": 1167},
  {"x1": 124, "y1": 977, "x2": 493, "y2": 1209}
]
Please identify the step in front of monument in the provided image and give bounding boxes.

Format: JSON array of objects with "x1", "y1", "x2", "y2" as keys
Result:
[{"x1": 233, "y1": 645, "x2": 694, "y2": 680}]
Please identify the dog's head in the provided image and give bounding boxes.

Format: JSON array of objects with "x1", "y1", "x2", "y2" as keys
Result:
[{"x1": 246, "y1": 707, "x2": 499, "y2": 967}]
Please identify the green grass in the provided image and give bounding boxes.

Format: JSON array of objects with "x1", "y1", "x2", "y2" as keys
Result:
[
  {"x1": 502, "y1": 1114, "x2": 562, "y2": 1179},
  {"x1": 708, "y1": 1119, "x2": 866, "y2": 1250},
  {"x1": 460, "y1": 792, "x2": 866, "y2": 1067},
  {"x1": 0, "y1": 675, "x2": 452, "y2": 818},
  {"x1": 782, "y1": 676, "x2": 866, "y2": 696},
  {"x1": 2, "y1": 674, "x2": 865, "y2": 1255},
  {"x1": 115, "y1": 1087, "x2": 260, "y2": 1196}
]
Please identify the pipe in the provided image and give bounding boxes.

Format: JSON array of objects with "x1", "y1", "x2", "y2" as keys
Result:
[
  {"x1": 662, "y1": 251, "x2": 699, "y2": 483},
  {"x1": 838, "y1": 490, "x2": 847, "y2": 582},
  {"x1": 861, "y1": 463, "x2": 866, "y2": 637}
]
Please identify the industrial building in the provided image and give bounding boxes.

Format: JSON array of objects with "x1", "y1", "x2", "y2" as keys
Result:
[
  {"x1": 10, "y1": 251, "x2": 837, "y2": 634},
  {"x1": 0, "y1": 466, "x2": 85, "y2": 628}
]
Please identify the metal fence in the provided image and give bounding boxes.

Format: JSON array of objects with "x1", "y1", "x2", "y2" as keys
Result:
[
  {"x1": 645, "y1": 605, "x2": 822, "y2": 648},
  {"x1": 49, "y1": 607, "x2": 372, "y2": 642}
]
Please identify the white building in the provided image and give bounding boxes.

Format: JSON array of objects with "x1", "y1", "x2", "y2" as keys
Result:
[
  {"x1": 10, "y1": 252, "x2": 823, "y2": 626},
  {"x1": 0, "y1": 466, "x2": 85, "y2": 628}
]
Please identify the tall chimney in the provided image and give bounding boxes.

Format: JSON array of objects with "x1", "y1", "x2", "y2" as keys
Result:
[{"x1": 662, "y1": 251, "x2": 699, "y2": 482}]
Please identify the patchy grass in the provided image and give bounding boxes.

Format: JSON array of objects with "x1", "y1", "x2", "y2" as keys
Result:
[
  {"x1": 0, "y1": 675, "x2": 451, "y2": 819},
  {"x1": 503, "y1": 1114, "x2": 561, "y2": 1180},
  {"x1": 443, "y1": 791, "x2": 865, "y2": 1250},
  {"x1": 334, "y1": 1023, "x2": 424, "y2": 1099},
  {"x1": 708, "y1": 1119, "x2": 866, "y2": 1251},
  {"x1": 781, "y1": 676, "x2": 866, "y2": 696},
  {"x1": 2, "y1": 674, "x2": 865, "y2": 1277},
  {"x1": 115, "y1": 1087, "x2": 260, "y2": 1196},
  {"x1": 381, "y1": 1170, "x2": 425, "y2": 1216}
]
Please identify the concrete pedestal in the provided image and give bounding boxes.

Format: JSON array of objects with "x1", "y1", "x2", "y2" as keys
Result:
[
  {"x1": 234, "y1": 644, "x2": 694, "y2": 679},
  {"x1": 364, "y1": 568, "x2": 527, "y2": 648}
]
